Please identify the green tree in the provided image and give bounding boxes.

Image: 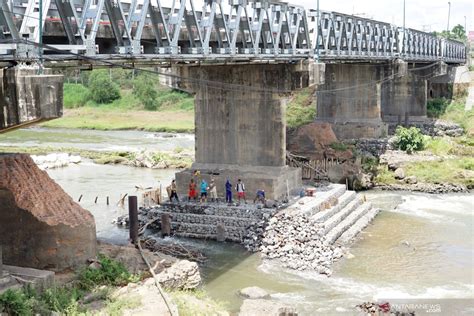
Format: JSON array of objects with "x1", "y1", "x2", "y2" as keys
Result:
[
  {"x1": 451, "y1": 24, "x2": 466, "y2": 41},
  {"x1": 133, "y1": 74, "x2": 158, "y2": 110},
  {"x1": 395, "y1": 126, "x2": 425, "y2": 153},
  {"x1": 88, "y1": 70, "x2": 121, "y2": 104}
]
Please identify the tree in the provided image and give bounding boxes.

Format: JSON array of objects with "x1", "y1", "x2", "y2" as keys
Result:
[
  {"x1": 133, "y1": 74, "x2": 158, "y2": 110},
  {"x1": 451, "y1": 24, "x2": 467, "y2": 41},
  {"x1": 87, "y1": 70, "x2": 121, "y2": 104}
]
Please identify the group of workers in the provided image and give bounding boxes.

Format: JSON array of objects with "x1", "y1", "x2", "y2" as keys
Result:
[{"x1": 168, "y1": 175, "x2": 266, "y2": 205}]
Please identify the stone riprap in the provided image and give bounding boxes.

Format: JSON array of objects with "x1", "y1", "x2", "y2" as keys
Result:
[
  {"x1": 117, "y1": 185, "x2": 379, "y2": 275},
  {"x1": 243, "y1": 184, "x2": 379, "y2": 275},
  {"x1": 125, "y1": 202, "x2": 278, "y2": 242}
]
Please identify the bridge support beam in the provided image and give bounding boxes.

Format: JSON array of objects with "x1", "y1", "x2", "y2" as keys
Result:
[
  {"x1": 0, "y1": 66, "x2": 63, "y2": 132},
  {"x1": 176, "y1": 62, "x2": 324, "y2": 200}
]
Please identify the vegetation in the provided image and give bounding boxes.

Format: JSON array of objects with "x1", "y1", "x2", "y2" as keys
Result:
[
  {"x1": 88, "y1": 70, "x2": 121, "y2": 104},
  {"x1": 329, "y1": 142, "x2": 349, "y2": 151},
  {"x1": 170, "y1": 290, "x2": 228, "y2": 316},
  {"x1": 427, "y1": 97, "x2": 450, "y2": 118},
  {"x1": 405, "y1": 158, "x2": 474, "y2": 188},
  {"x1": 439, "y1": 99, "x2": 474, "y2": 135},
  {"x1": 433, "y1": 24, "x2": 467, "y2": 42},
  {"x1": 286, "y1": 87, "x2": 317, "y2": 129},
  {"x1": 0, "y1": 255, "x2": 140, "y2": 315},
  {"x1": 133, "y1": 74, "x2": 159, "y2": 110},
  {"x1": 394, "y1": 126, "x2": 425, "y2": 153}
]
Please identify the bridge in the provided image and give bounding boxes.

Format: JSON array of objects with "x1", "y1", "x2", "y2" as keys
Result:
[
  {"x1": 0, "y1": 0, "x2": 468, "y2": 200},
  {"x1": 0, "y1": 0, "x2": 467, "y2": 63}
]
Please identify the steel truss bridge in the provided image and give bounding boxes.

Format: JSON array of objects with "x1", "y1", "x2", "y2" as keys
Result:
[{"x1": 0, "y1": 0, "x2": 467, "y2": 64}]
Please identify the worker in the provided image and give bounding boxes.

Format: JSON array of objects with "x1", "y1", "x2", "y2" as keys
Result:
[
  {"x1": 200, "y1": 179, "x2": 209, "y2": 203},
  {"x1": 169, "y1": 179, "x2": 179, "y2": 203},
  {"x1": 188, "y1": 178, "x2": 197, "y2": 201},
  {"x1": 209, "y1": 178, "x2": 218, "y2": 202},
  {"x1": 254, "y1": 189, "x2": 265, "y2": 204},
  {"x1": 225, "y1": 179, "x2": 233, "y2": 204},
  {"x1": 236, "y1": 179, "x2": 246, "y2": 204}
]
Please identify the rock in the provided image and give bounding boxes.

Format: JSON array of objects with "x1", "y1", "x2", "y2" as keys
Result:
[
  {"x1": 0, "y1": 154, "x2": 97, "y2": 271},
  {"x1": 156, "y1": 260, "x2": 201, "y2": 290},
  {"x1": 239, "y1": 299, "x2": 297, "y2": 316},
  {"x1": 394, "y1": 168, "x2": 406, "y2": 180},
  {"x1": 405, "y1": 175, "x2": 417, "y2": 184},
  {"x1": 238, "y1": 286, "x2": 270, "y2": 299}
]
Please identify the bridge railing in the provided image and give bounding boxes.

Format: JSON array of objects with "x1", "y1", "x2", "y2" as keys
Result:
[{"x1": 0, "y1": 0, "x2": 467, "y2": 63}]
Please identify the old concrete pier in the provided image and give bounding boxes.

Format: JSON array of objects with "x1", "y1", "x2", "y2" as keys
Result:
[
  {"x1": 316, "y1": 61, "x2": 449, "y2": 139},
  {"x1": 0, "y1": 65, "x2": 63, "y2": 132},
  {"x1": 176, "y1": 62, "x2": 325, "y2": 200}
]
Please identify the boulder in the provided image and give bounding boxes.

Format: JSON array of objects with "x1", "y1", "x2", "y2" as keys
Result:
[
  {"x1": 405, "y1": 176, "x2": 418, "y2": 184},
  {"x1": 0, "y1": 154, "x2": 97, "y2": 271},
  {"x1": 394, "y1": 168, "x2": 406, "y2": 180},
  {"x1": 239, "y1": 299, "x2": 297, "y2": 316},
  {"x1": 239, "y1": 286, "x2": 270, "y2": 299},
  {"x1": 156, "y1": 259, "x2": 201, "y2": 290}
]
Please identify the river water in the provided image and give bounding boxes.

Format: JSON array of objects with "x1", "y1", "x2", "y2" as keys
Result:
[{"x1": 1, "y1": 128, "x2": 473, "y2": 315}]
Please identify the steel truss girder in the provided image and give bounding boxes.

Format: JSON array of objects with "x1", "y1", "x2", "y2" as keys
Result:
[{"x1": 0, "y1": 0, "x2": 467, "y2": 63}]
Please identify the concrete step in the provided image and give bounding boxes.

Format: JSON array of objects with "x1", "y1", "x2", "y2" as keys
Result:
[
  {"x1": 294, "y1": 184, "x2": 347, "y2": 216},
  {"x1": 326, "y1": 203, "x2": 372, "y2": 244},
  {"x1": 311, "y1": 191, "x2": 357, "y2": 223},
  {"x1": 336, "y1": 207, "x2": 380, "y2": 244},
  {"x1": 321, "y1": 197, "x2": 363, "y2": 235}
]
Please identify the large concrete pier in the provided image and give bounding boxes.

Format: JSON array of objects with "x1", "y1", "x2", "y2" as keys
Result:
[{"x1": 176, "y1": 62, "x2": 325, "y2": 200}]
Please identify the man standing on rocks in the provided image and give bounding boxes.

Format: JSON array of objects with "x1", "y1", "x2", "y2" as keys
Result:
[
  {"x1": 209, "y1": 178, "x2": 218, "y2": 202},
  {"x1": 200, "y1": 179, "x2": 209, "y2": 203},
  {"x1": 236, "y1": 179, "x2": 246, "y2": 204},
  {"x1": 188, "y1": 178, "x2": 197, "y2": 202},
  {"x1": 169, "y1": 179, "x2": 179, "y2": 203},
  {"x1": 225, "y1": 179, "x2": 233, "y2": 204}
]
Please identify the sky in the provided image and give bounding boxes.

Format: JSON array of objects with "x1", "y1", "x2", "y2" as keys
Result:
[{"x1": 298, "y1": 0, "x2": 473, "y2": 33}]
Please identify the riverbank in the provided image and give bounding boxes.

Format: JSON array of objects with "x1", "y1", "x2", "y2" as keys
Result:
[{"x1": 41, "y1": 107, "x2": 195, "y2": 133}]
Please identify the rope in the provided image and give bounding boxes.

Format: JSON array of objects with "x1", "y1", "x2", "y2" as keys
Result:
[{"x1": 137, "y1": 240, "x2": 178, "y2": 316}]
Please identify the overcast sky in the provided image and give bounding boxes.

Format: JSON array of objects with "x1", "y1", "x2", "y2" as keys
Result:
[{"x1": 298, "y1": 0, "x2": 473, "y2": 32}]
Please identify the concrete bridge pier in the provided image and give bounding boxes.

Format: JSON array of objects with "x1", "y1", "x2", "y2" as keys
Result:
[
  {"x1": 176, "y1": 62, "x2": 325, "y2": 200},
  {"x1": 315, "y1": 63, "x2": 390, "y2": 139},
  {"x1": 0, "y1": 66, "x2": 63, "y2": 132}
]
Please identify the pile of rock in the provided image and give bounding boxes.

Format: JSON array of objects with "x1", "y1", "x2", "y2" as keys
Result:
[
  {"x1": 238, "y1": 287, "x2": 297, "y2": 316},
  {"x1": 422, "y1": 120, "x2": 464, "y2": 137},
  {"x1": 243, "y1": 211, "x2": 342, "y2": 276},
  {"x1": 31, "y1": 153, "x2": 81, "y2": 170}
]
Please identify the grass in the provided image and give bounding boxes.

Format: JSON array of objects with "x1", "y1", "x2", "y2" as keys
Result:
[
  {"x1": 374, "y1": 166, "x2": 397, "y2": 185},
  {"x1": 0, "y1": 255, "x2": 141, "y2": 316},
  {"x1": 41, "y1": 107, "x2": 194, "y2": 133},
  {"x1": 439, "y1": 98, "x2": 474, "y2": 135},
  {"x1": 169, "y1": 290, "x2": 228, "y2": 316},
  {"x1": 405, "y1": 158, "x2": 474, "y2": 188},
  {"x1": 329, "y1": 142, "x2": 349, "y2": 151},
  {"x1": 286, "y1": 87, "x2": 316, "y2": 129}
]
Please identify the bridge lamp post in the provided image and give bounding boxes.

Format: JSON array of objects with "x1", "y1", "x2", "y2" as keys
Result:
[
  {"x1": 316, "y1": 0, "x2": 320, "y2": 62},
  {"x1": 38, "y1": 0, "x2": 43, "y2": 74},
  {"x1": 447, "y1": 1, "x2": 451, "y2": 33}
]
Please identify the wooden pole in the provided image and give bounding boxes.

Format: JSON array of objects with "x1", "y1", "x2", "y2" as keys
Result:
[
  {"x1": 161, "y1": 213, "x2": 171, "y2": 238},
  {"x1": 94, "y1": 196, "x2": 98, "y2": 204},
  {"x1": 106, "y1": 196, "x2": 109, "y2": 205},
  {"x1": 78, "y1": 194, "x2": 83, "y2": 202},
  {"x1": 129, "y1": 196, "x2": 139, "y2": 245}
]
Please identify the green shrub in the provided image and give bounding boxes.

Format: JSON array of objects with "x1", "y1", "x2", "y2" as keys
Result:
[
  {"x1": 329, "y1": 142, "x2": 348, "y2": 151},
  {"x1": 88, "y1": 70, "x2": 121, "y2": 104},
  {"x1": 395, "y1": 126, "x2": 425, "y2": 153},
  {"x1": 63, "y1": 83, "x2": 90, "y2": 108},
  {"x1": 286, "y1": 88, "x2": 316, "y2": 129},
  {"x1": 427, "y1": 98, "x2": 450, "y2": 118},
  {"x1": 0, "y1": 289, "x2": 31, "y2": 316},
  {"x1": 78, "y1": 254, "x2": 137, "y2": 290},
  {"x1": 133, "y1": 74, "x2": 158, "y2": 110}
]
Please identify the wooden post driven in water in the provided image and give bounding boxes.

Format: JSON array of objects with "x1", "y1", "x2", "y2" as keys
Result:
[
  {"x1": 161, "y1": 213, "x2": 171, "y2": 238},
  {"x1": 129, "y1": 196, "x2": 139, "y2": 245}
]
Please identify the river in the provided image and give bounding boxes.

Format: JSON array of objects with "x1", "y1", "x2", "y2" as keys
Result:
[{"x1": 1, "y1": 127, "x2": 473, "y2": 315}]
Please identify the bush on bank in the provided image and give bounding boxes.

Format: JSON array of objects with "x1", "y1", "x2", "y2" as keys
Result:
[{"x1": 394, "y1": 126, "x2": 425, "y2": 153}]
